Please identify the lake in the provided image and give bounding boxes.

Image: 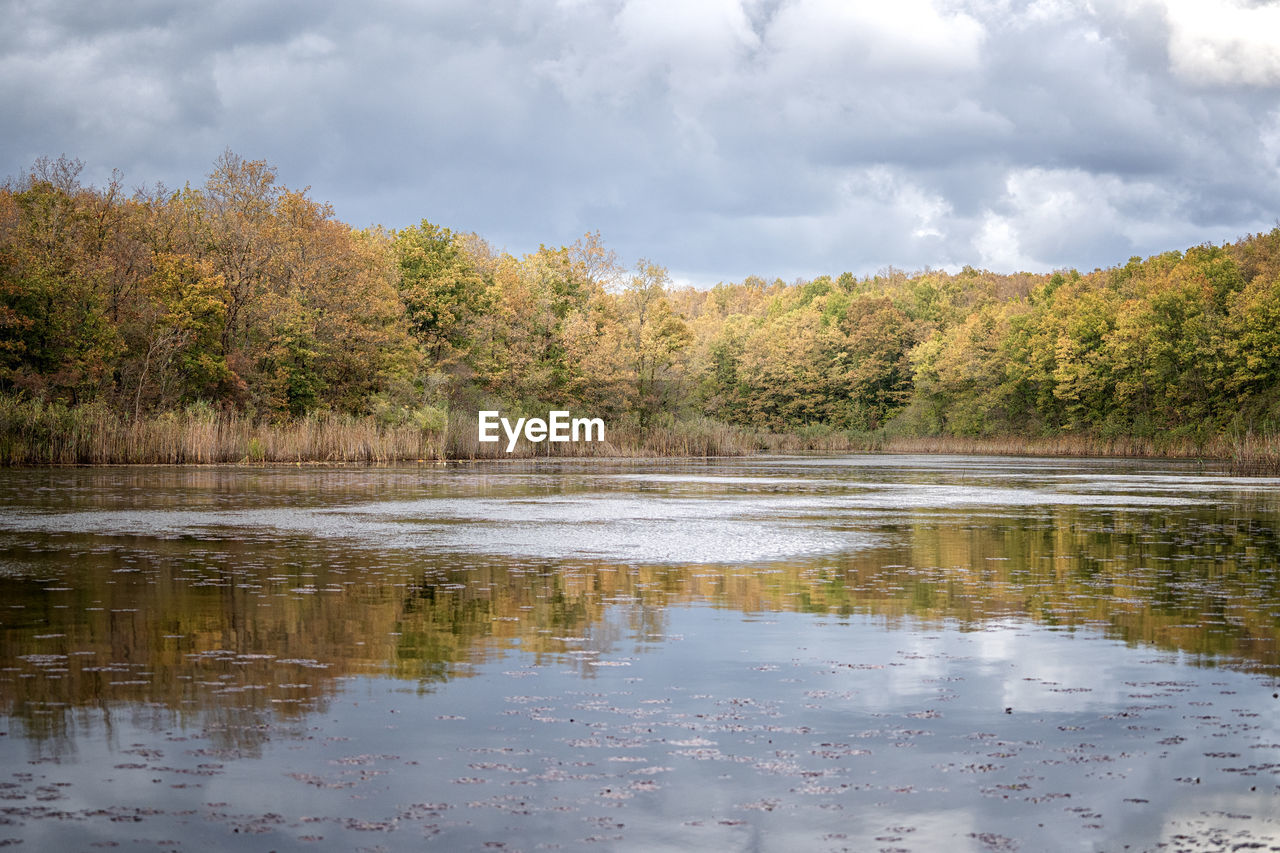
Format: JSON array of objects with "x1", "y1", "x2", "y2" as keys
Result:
[{"x1": 1, "y1": 455, "x2": 1278, "y2": 851}]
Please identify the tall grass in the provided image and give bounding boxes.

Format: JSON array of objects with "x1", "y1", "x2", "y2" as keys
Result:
[
  {"x1": 1224, "y1": 434, "x2": 1280, "y2": 475},
  {"x1": 853, "y1": 431, "x2": 1280, "y2": 474},
  {"x1": 0, "y1": 399, "x2": 758, "y2": 465},
  {"x1": 0, "y1": 398, "x2": 437, "y2": 465},
  {"x1": 6, "y1": 395, "x2": 1280, "y2": 471},
  {"x1": 871, "y1": 433, "x2": 1206, "y2": 459}
]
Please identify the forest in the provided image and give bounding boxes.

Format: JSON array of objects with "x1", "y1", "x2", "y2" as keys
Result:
[{"x1": 3, "y1": 152, "x2": 1280, "y2": 465}]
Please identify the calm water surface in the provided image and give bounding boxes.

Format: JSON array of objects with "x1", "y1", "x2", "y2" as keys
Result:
[{"x1": 1, "y1": 454, "x2": 1279, "y2": 851}]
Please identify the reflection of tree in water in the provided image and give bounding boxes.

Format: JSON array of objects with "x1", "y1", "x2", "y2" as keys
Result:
[
  {"x1": 397, "y1": 560, "x2": 665, "y2": 680},
  {"x1": 832, "y1": 506, "x2": 1280, "y2": 669},
  {"x1": 4, "y1": 501, "x2": 1280, "y2": 747}
]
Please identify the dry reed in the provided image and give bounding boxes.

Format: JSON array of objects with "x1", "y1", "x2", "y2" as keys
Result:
[
  {"x1": 6, "y1": 396, "x2": 1280, "y2": 472},
  {"x1": 0, "y1": 398, "x2": 437, "y2": 465},
  {"x1": 0, "y1": 399, "x2": 759, "y2": 465},
  {"x1": 854, "y1": 432, "x2": 1280, "y2": 475}
]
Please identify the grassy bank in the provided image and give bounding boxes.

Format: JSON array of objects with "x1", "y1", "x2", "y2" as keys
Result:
[
  {"x1": 4, "y1": 396, "x2": 1280, "y2": 472},
  {"x1": 743, "y1": 424, "x2": 1280, "y2": 473},
  {"x1": 0, "y1": 398, "x2": 761, "y2": 465},
  {"x1": 844, "y1": 432, "x2": 1280, "y2": 474},
  {"x1": 0, "y1": 398, "x2": 435, "y2": 465}
]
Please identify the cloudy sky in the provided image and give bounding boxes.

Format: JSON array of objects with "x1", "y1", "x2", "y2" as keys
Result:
[{"x1": 4, "y1": 0, "x2": 1279, "y2": 285}]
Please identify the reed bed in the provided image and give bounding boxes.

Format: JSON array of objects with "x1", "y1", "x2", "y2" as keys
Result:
[
  {"x1": 871, "y1": 433, "x2": 1210, "y2": 459},
  {"x1": 5, "y1": 395, "x2": 1280, "y2": 472},
  {"x1": 0, "y1": 399, "x2": 759, "y2": 465},
  {"x1": 855, "y1": 432, "x2": 1280, "y2": 475},
  {"x1": 1223, "y1": 435, "x2": 1280, "y2": 475},
  {"x1": 625, "y1": 417, "x2": 759, "y2": 457},
  {"x1": 0, "y1": 398, "x2": 437, "y2": 465}
]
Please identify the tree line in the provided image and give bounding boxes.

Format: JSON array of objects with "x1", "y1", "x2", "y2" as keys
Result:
[{"x1": 4, "y1": 152, "x2": 1280, "y2": 447}]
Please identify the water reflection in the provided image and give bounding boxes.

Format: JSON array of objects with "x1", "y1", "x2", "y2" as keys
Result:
[
  {"x1": 2, "y1": 470, "x2": 1279, "y2": 743},
  {"x1": 1, "y1": 457, "x2": 1279, "y2": 850}
]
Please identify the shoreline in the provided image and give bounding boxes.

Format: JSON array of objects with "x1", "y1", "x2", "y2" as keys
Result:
[
  {"x1": 2, "y1": 429, "x2": 1272, "y2": 472},
  {"x1": 4, "y1": 398, "x2": 1277, "y2": 472}
]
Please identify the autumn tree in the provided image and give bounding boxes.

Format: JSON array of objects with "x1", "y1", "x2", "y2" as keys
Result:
[
  {"x1": 0, "y1": 157, "x2": 121, "y2": 401},
  {"x1": 121, "y1": 252, "x2": 228, "y2": 417},
  {"x1": 617, "y1": 261, "x2": 690, "y2": 427}
]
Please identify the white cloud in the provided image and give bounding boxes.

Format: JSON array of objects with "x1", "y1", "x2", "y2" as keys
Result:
[
  {"x1": 764, "y1": 0, "x2": 986, "y2": 81},
  {"x1": 615, "y1": 0, "x2": 760, "y2": 65},
  {"x1": 841, "y1": 166, "x2": 955, "y2": 244},
  {"x1": 537, "y1": 0, "x2": 758, "y2": 108},
  {"x1": 1159, "y1": 0, "x2": 1280, "y2": 86},
  {"x1": 3, "y1": 0, "x2": 1278, "y2": 281},
  {"x1": 975, "y1": 167, "x2": 1216, "y2": 272},
  {"x1": 976, "y1": 213, "x2": 1035, "y2": 272}
]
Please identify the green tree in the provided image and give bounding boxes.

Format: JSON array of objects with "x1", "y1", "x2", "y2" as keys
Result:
[
  {"x1": 619, "y1": 261, "x2": 690, "y2": 427},
  {"x1": 393, "y1": 221, "x2": 486, "y2": 365}
]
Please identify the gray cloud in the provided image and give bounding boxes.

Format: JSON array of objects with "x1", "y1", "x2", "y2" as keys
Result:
[{"x1": 3, "y1": 0, "x2": 1278, "y2": 284}]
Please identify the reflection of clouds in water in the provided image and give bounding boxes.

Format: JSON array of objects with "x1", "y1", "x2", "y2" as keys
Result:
[
  {"x1": 864, "y1": 810, "x2": 979, "y2": 852},
  {"x1": 604, "y1": 471, "x2": 1207, "y2": 506},
  {"x1": 735, "y1": 809, "x2": 979, "y2": 853},
  {"x1": 3, "y1": 487, "x2": 1193, "y2": 564},
  {"x1": 963, "y1": 623, "x2": 1134, "y2": 713},
  {"x1": 0, "y1": 499, "x2": 870, "y2": 564},
  {"x1": 743, "y1": 453, "x2": 1280, "y2": 495},
  {"x1": 1057, "y1": 473, "x2": 1280, "y2": 498},
  {"x1": 413, "y1": 518, "x2": 859, "y2": 563},
  {"x1": 602, "y1": 474, "x2": 837, "y2": 487},
  {"x1": 785, "y1": 619, "x2": 1135, "y2": 715},
  {"x1": 0, "y1": 458, "x2": 1214, "y2": 565},
  {"x1": 858, "y1": 484, "x2": 1192, "y2": 508},
  {"x1": 1157, "y1": 795, "x2": 1280, "y2": 850},
  {"x1": 774, "y1": 617, "x2": 1162, "y2": 715}
]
